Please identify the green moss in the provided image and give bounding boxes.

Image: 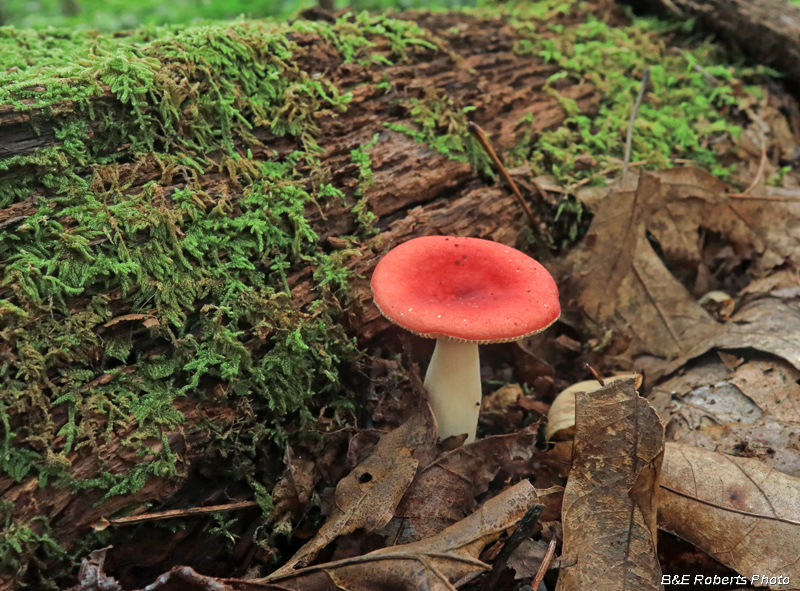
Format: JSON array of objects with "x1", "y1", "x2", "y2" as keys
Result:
[
  {"x1": 0, "y1": 501, "x2": 68, "y2": 589},
  {"x1": 498, "y1": 1, "x2": 751, "y2": 188},
  {"x1": 0, "y1": 10, "x2": 439, "y2": 583},
  {"x1": 384, "y1": 90, "x2": 492, "y2": 174},
  {"x1": 350, "y1": 132, "x2": 380, "y2": 233}
]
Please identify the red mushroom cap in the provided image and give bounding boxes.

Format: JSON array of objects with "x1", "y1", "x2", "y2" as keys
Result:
[{"x1": 371, "y1": 236, "x2": 560, "y2": 342}]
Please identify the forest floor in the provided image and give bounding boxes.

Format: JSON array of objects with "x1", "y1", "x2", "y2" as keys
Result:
[{"x1": 2, "y1": 0, "x2": 800, "y2": 590}]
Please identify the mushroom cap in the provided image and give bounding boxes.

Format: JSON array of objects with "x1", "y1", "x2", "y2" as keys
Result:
[{"x1": 371, "y1": 236, "x2": 560, "y2": 342}]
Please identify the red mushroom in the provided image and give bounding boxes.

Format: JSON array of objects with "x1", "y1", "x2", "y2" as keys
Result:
[{"x1": 371, "y1": 236, "x2": 560, "y2": 443}]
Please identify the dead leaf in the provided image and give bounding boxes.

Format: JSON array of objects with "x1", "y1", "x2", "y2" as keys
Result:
[
  {"x1": 729, "y1": 359, "x2": 800, "y2": 424},
  {"x1": 71, "y1": 547, "x2": 121, "y2": 591},
  {"x1": 667, "y1": 298, "x2": 800, "y2": 374},
  {"x1": 649, "y1": 355, "x2": 800, "y2": 477},
  {"x1": 379, "y1": 424, "x2": 549, "y2": 545},
  {"x1": 272, "y1": 402, "x2": 436, "y2": 574},
  {"x1": 267, "y1": 445, "x2": 317, "y2": 528},
  {"x1": 570, "y1": 167, "x2": 800, "y2": 361},
  {"x1": 545, "y1": 374, "x2": 641, "y2": 441},
  {"x1": 258, "y1": 479, "x2": 539, "y2": 591},
  {"x1": 658, "y1": 443, "x2": 800, "y2": 590},
  {"x1": 508, "y1": 531, "x2": 573, "y2": 580},
  {"x1": 557, "y1": 379, "x2": 664, "y2": 591}
]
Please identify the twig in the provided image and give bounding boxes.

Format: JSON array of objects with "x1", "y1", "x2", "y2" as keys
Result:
[
  {"x1": 727, "y1": 193, "x2": 800, "y2": 201},
  {"x1": 531, "y1": 534, "x2": 558, "y2": 591},
  {"x1": 623, "y1": 68, "x2": 651, "y2": 179},
  {"x1": 743, "y1": 131, "x2": 768, "y2": 195},
  {"x1": 92, "y1": 500, "x2": 260, "y2": 530},
  {"x1": 480, "y1": 503, "x2": 543, "y2": 591},
  {"x1": 585, "y1": 363, "x2": 605, "y2": 386},
  {"x1": 571, "y1": 160, "x2": 647, "y2": 189},
  {"x1": 670, "y1": 48, "x2": 720, "y2": 85},
  {"x1": 467, "y1": 121, "x2": 541, "y2": 229}
]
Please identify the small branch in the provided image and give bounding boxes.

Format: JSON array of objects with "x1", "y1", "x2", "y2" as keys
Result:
[
  {"x1": 480, "y1": 503, "x2": 543, "y2": 591},
  {"x1": 92, "y1": 500, "x2": 260, "y2": 530},
  {"x1": 531, "y1": 534, "x2": 558, "y2": 591},
  {"x1": 623, "y1": 68, "x2": 651, "y2": 179},
  {"x1": 743, "y1": 131, "x2": 768, "y2": 195},
  {"x1": 571, "y1": 160, "x2": 647, "y2": 189},
  {"x1": 727, "y1": 193, "x2": 800, "y2": 201},
  {"x1": 467, "y1": 122, "x2": 542, "y2": 229},
  {"x1": 670, "y1": 48, "x2": 720, "y2": 85},
  {"x1": 585, "y1": 363, "x2": 605, "y2": 386}
]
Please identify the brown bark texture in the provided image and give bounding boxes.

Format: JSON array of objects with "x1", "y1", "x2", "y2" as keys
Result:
[
  {"x1": 0, "y1": 7, "x2": 603, "y2": 589},
  {"x1": 626, "y1": 0, "x2": 800, "y2": 89}
]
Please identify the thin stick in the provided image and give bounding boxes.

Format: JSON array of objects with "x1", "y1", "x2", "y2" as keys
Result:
[
  {"x1": 467, "y1": 121, "x2": 541, "y2": 229},
  {"x1": 480, "y1": 503, "x2": 543, "y2": 591},
  {"x1": 571, "y1": 160, "x2": 647, "y2": 189},
  {"x1": 585, "y1": 363, "x2": 605, "y2": 386},
  {"x1": 92, "y1": 500, "x2": 259, "y2": 530},
  {"x1": 531, "y1": 534, "x2": 558, "y2": 591},
  {"x1": 743, "y1": 131, "x2": 768, "y2": 194},
  {"x1": 623, "y1": 68, "x2": 650, "y2": 179},
  {"x1": 670, "y1": 48, "x2": 720, "y2": 85},
  {"x1": 727, "y1": 193, "x2": 800, "y2": 201}
]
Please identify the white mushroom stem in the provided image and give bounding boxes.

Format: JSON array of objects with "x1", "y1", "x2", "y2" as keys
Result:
[{"x1": 424, "y1": 338, "x2": 481, "y2": 443}]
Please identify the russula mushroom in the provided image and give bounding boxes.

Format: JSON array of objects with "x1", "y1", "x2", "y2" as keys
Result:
[{"x1": 371, "y1": 236, "x2": 560, "y2": 443}]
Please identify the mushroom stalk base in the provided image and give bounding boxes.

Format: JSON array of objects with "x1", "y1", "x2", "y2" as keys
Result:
[{"x1": 424, "y1": 338, "x2": 481, "y2": 443}]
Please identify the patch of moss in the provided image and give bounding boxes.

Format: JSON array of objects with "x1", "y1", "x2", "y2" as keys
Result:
[
  {"x1": 496, "y1": 0, "x2": 751, "y2": 188},
  {"x1": 384, "y1": 88, "x2": 492, "y2": 175},
  {"x1": 0, "y1": 10, "x2": 438, "y2": 584},
  {"x1": 0, "y1": 501, "x2": 69, "y2": 589}
]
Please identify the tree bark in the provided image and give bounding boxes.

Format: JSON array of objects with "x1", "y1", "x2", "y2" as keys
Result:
[
  {"x1": 624, "y1": 0, "x2": 800, "y2": 89},
  {"x1": 0, "y1": 8, "x2": 605, "y2": 589}
]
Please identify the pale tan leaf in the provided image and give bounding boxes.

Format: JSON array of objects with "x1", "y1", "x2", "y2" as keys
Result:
[
  {"x1": 729, "y1": 359, "x2": 800, "y2": 424},
  {"x1": 103, "y1": 313, "x2": 149, "y2": 327}
]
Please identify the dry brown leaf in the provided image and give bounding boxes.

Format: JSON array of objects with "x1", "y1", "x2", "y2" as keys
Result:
[
  {"x1": 380, "y1": 424, "x2": 556, "y2": 545},
  {"x1": 570, "y1": 169, "x2": 719, "y2": 359},
  {"x1": 546, "y1": 374, "x2": 641, "y2": 441},
  {"x1": 571, "y1": 167, "x2": 800, "y2": 361},
  {"x1": 729, "y1": 359, "x2": 800, "y2": 424},
  {"x1": 258, "y1": 479, "x2": 540, "y2": 591},
  {"x1": 658, "y1": 443, "x2": 800, "y2": 590},
  {"x1": 266, "y1": 445, "x2": 317, "y2": 529},
  {"x1": 649, "y1": 355, "x2": 800, "y2": 477},
  {"x1": 668, "y1": 299, "x2": 800, "y2": 373},
  {"x1": 272, "y1": 403, "x2": 436, "y2": 574},
  {"x1": 557, "y1": 379, "x2": 664, "y2": 591}
]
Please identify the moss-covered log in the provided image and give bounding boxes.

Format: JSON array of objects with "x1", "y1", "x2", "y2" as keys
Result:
[{"x1": 0, "y1": 5, "x2": 606, "y2": 588}]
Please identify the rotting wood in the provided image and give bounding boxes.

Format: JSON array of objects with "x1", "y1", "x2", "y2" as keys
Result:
[{"x1": 623, "y1": 0, "x2": 800, "y2": 89}]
